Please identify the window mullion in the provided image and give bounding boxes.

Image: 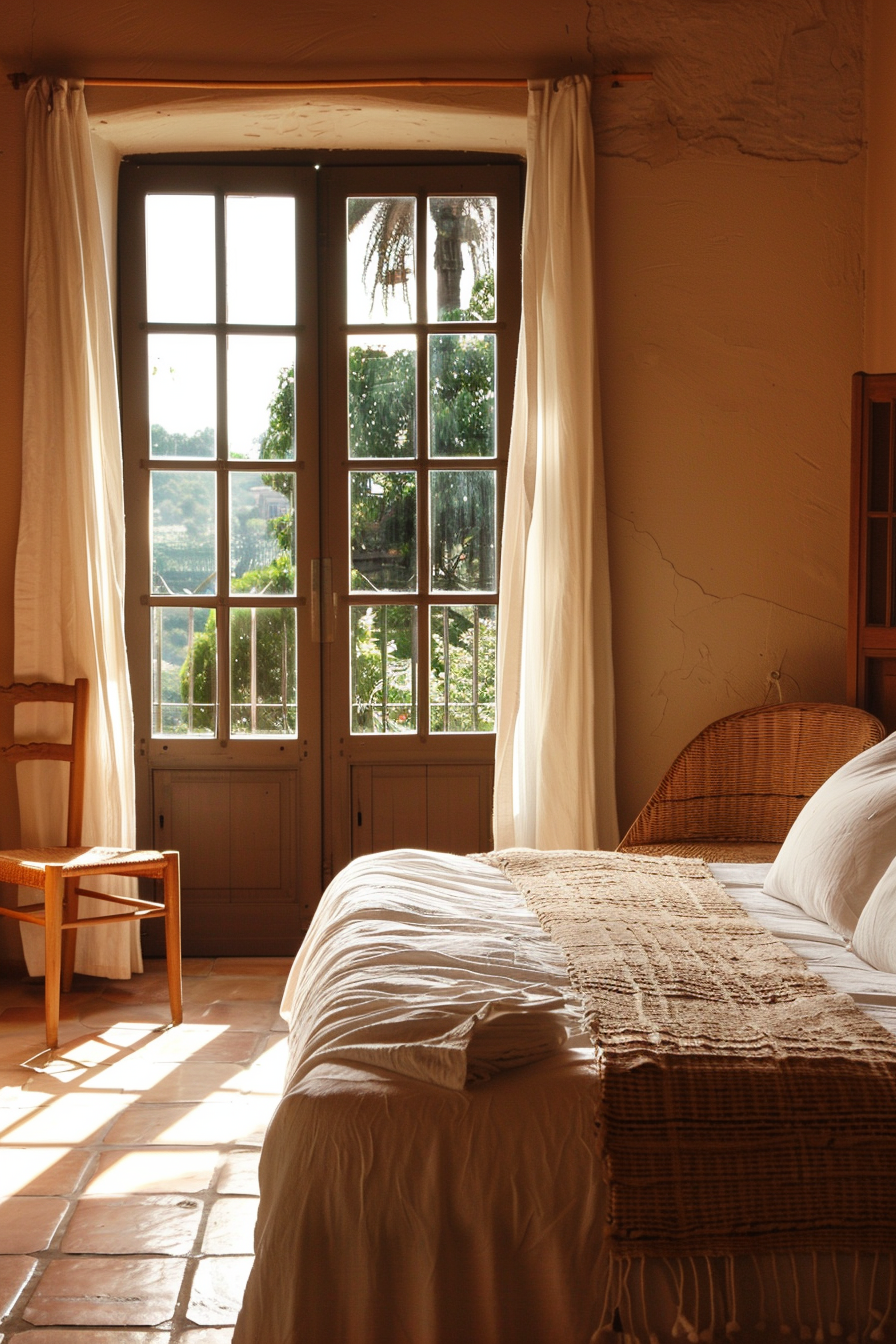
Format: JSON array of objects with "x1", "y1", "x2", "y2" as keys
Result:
[
  {"x1": 417, "y1": 193, "x2": 430, "y2": 743},
  {"x1": 215, "y1": 190, "x2": 231, "y2": 746}
]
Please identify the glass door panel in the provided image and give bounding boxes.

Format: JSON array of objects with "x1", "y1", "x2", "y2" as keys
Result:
[{"x1": 121, "y1": 164, "x2": 321, "y2": 954}]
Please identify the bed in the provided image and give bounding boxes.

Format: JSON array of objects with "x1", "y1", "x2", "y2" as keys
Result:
[{"x1": 233, "y1": 848, "x2": 896, "y2": 1344}]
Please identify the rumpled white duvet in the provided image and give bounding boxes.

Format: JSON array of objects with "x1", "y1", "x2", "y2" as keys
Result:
[
  {"x1": 235, "y1": 851, "x2": 896, "y2": 1344},
  {"x1": 279, "y1": 850, "x2": 583, "y2": 1091}
]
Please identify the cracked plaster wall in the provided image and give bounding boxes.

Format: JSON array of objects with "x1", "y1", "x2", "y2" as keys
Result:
[
  {"x1": 586, "y1": 1, "x2": 868, "y2": 832},
  {"x1": 0, "y1": 0, "x2": 878, "y2": 877}
]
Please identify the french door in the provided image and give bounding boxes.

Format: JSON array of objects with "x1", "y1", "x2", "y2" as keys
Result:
[{"x1": 120, "y1": 159, "x2": 521, "y2": 954}]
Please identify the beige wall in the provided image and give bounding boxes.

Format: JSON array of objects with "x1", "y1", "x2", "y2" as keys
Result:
[{"x1": 0, "y1": 0, "x2": 874, "y2": 911}]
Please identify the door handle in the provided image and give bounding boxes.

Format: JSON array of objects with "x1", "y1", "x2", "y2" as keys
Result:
[{"x1": 311, "y1": 559, "x2": 335, "y2": 643}]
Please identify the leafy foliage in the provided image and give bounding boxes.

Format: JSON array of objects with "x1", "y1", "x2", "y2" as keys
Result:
[{"x1": 172, "y1": 258, "x2": 498, "y2": 734}]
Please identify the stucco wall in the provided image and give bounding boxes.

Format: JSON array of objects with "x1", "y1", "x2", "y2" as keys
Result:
[{"x1": 0, "y1": 0, "x2": 878, "y2": 943}]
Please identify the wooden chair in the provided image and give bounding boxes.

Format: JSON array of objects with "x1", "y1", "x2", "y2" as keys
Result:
[
  {"x1": 617, "y1": 701, "x2": 886, "y2": 862},
  {"x1": 0, "y1": 679, "x2": 182, "y2": 1050}
]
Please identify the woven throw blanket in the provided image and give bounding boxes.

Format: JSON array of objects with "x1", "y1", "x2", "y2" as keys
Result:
[{"x1": 491, "y1": 848, "x2": 896, "y2": 1259}]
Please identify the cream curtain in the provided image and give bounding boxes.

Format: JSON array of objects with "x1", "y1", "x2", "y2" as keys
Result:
[
  {"x1": 493, "y1": 76, "x2": 618, "y2": 850},
  {"x1": 15, "y1": 76, "x2": 141, "y2": 978}
]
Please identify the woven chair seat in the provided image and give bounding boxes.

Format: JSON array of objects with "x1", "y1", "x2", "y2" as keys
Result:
[
  {"x1": 620, "y1": 841, "x2": 783, "y2": 863},
  {"x1": 0, "y1": 846, "x2": 170, "y2": 890}
]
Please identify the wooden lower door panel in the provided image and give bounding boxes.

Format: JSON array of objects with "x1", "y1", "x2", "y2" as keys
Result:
[
  {"x1": 352, "y1": 764, "x2": 493, "y2": 858},
  {"x1": 147, "y1": 769, "x2": 304, "y2": 956}
]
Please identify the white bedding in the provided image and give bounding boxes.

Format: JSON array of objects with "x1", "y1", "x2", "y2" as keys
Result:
[{"x1": 234, "y1": 851, "x2": 896, "y2": 1344}]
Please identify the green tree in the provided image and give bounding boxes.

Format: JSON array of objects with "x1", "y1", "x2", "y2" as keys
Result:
[
  {"x1": 177, "y1": 260, "x2": 498, "y2": 734},
  {"x1": 350, "y1": 197, "x2": 495, "y2": 318}
]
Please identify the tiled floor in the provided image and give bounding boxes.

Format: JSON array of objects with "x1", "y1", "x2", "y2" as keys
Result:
[{"x1": 0, "y1": 957, "x2": 293, "y2": 1343}]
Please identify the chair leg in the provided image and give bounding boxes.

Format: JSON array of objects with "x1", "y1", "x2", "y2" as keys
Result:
[
  {"x1": 61, "y1": 878, "x2": 78, "y2": 993},
  {"x1": 162, "y1": 851, "x2": 183, "y2": 1026},
  {"x1": 44, "y1": 864, "x2": 65, "y2": 1052}
]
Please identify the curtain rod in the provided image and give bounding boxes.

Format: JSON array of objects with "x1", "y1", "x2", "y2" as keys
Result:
[{"x1": 6, "y1": 72, "x2": 652, "y2": 92}]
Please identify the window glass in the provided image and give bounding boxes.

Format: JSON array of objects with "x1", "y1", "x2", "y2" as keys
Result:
[
  {"x1": 152, "y1": 607, "x2": 216, "y2": 736},
  {"x1": 350, "y1": 471, "x2": 417, "y2": 593},
  {"x1": 351, "y1": 605, "x2": 417, "y2": 733},
  {"x1": 151, "y1": 471, "x2": 216, "y2": 597},
  {"x1": 348, "y1": 336, "x2": 416, "y2": 458},
  {"x1": 430, "y1": 605, "x2": 496, "y2": 733},
  {"x1": 148, "y1": 333, "x2": 216, "y2": 458},
  {"x1": 429, "y1": 333, "x2": 496, "y2": 458},
  {"x1": 230, "y1": 608, "x2": 297, "y2": 736},
  {"x1": 347, "y1": 197, "x2": 416, "y2": 324},
  {"x1": 427, "y1": 196, "x2": 496, "y2": 322},
  {"x1": 430, "y1": 470, "x2": 496, "y2": 593},
  {"x1": 227, "y1": 337, "x2": 296, "y2": 461},
  {"x1": 226, "y1": 195, "x2": 296, "y2": 325},
  {"x1": 230, "y1": 472, "x2": 295, "y2": 596},
  {"x1": 146, "y1": 195, "x2": 215, "y2": 323}
]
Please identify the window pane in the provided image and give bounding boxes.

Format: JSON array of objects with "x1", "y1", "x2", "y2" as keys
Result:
[
  {"x1": 348, "y1": 336, "x2": 416, "y2": 458},
  {"x1": 227, "y1": 336, "x2": 296, "y2": 460},
  {"x1": 151, "y1": 472, "x2": 216, "y2": 596},
  {"x1": 230, "y1": 471, "x2": 295, "y2": 595},
  {"x1": 149, "y1": 334, "x2": 216, "y2": 458},
  {"x1": 146, "y1": 195, "x2": 215, "y2": 324},
  {"x1": 230, "y1": 608, "x2": 297, "y2": 736},
  {"x1": 226, "y1": 196, "x2": 296, "y2": 326},
  {"x1": 152, "y1": 606, "x2": 216, "y2": 737},
  {"x1": 347, "y1": 197, "x2": 416, "y2": 324},
  {"x1": 427, "y1": 196, "x2": 496, "y2": 322},
  {"x1": 429, "y1": 333, "x2": 496, "y2": 457},
  {"x1": 350, "y1": 471, "x2": 417, "y2": 593},
  {"x1": 351, "y1": 605, "x2": 417, "y2": 733},
  {"x1": 430, "y1": 470, "x2": 496, "y2": 592},
  {"x1": 430, "y1": 605, "x2": 496, "y2": 733}
]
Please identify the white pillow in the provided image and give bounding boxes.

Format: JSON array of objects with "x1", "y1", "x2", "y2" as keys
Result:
[
  {"x1": 852, "y1": 854, "x2": 896, "y2": 973},
  {"x1": 763, "y1": 730, "x2": 896, "y2": 938}
]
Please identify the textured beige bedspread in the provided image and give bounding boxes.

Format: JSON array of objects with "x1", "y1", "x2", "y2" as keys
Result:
[{"x1": 493, "y1": 848, "x2": 896, "y2": 1259}]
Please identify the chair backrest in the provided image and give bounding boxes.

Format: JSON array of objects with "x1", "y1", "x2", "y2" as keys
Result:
[
  {"x1": 619, "y1": 701, "x2": 886, "y2": 848},
  {"x1": 0, "y1": 679, "x2": 90, "y2": 848}
]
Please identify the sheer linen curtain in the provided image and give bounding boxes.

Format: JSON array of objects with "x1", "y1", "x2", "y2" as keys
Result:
[
  {"x1": 15, "y1": 76, "x2": 141, "y2": 978},
  {"x1": 493, "y1": 76, "x2": 618, "y2": 851}
]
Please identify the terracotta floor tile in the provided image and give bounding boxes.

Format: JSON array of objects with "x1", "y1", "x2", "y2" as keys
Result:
[
  {"x1": 200, "y1": 1197, "x2": 259, "y2": 1254},
  {"x1": 78, "y1": 1004, "x2": 173, "y2": 1030},
  {"x1": 101, "y1": 976, "x2": 180, "y2": 1005},
  {"x1": 182, "y1": 978, "x2": 285, "y2": 1006},
  {"x1": 0, "y1": 1092, "x2": 138, "y2": 1146},
  {"x1": 0, "y1": 980, "x2": 43, "y2": 1006},
  {"x1": 236, "y1": 1038, "x2": 288, "y2": 1095},
  {"x1": 61, "y1": 1193, "x2": 203, "y2": 1254},
  {"x1": 8, "y1": 1331, "x2": 165, "y2": 1343},
  {"x1": 85, "y1": 1148, "x2": 222, "y2": 1196},
  {"x1": 81, "y1": 1060, "x2": 243, "y2": 1103},
  {"x1": 0, "y1": 1196, "x2": 69, "y2": 1251},
  {"x1": 24, "y1": 1255, "x2": 186, "y2": 1326},
  {"x1": 74, "y1": 1059, "x2": 181, "y2": 1095},
  {"x1": 211, "y1": 958, "x2": 294, "y2": 978},
  {"x1": 0, "y1": 1082, "x2": 54, "y2": 1114},
  {"x1": 145, "y1": 957, "x2": 213, "y2": 978},
  {"x1": 103, "y1": 1097, "x2": 274, "y2": 1147},
  {"x1": 0, "y1": 1030, "x2": 80, "y2": 1069},
  {"x1": 214, "y1": 1150, "x2": 259, "y2": 1197},
  {"x1": 135, "y1": 1027, "x2": 261, "y2": 1066},
  {"x1": 176, "y1": 1331, "x2": 234, "y2": 1343},
  {"x1": 41, "y1": 1026, "x2": 164, "y2": 1072},
  {"x1": 181, "y1": 1003, "x2": 279, "y2": 1032},
  {"x1": 0, "y1": 1253, "x2": 38, "y2": 1316},
  {"x1": 0, "y1": 993, "x2": 105, "y2": 1024},
  {"x1": 186, "y1": 1256, "x2": 253, "y2": 1326},
  {"x1": 0, "y1": 1146, "x2": 93, "y2": 1196}
]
